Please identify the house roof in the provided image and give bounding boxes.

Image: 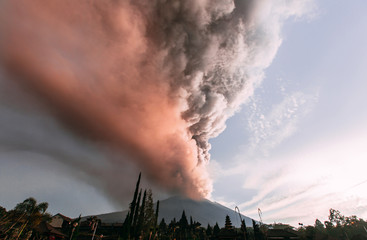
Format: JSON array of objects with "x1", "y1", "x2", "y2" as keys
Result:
[
  {"x1": 36, "y1": 222, "x2": 67, "y2": 237},
  {"x1": 53, "y1": 213, "x2": 72, "y2": 222}
]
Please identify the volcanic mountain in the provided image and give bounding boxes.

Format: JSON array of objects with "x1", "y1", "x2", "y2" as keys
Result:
[{"x1": 88, "y1": 196, "x2": 254, "y2": 228}]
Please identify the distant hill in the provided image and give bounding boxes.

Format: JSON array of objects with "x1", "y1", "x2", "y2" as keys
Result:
[{"x1": 84, "y1": 196, "x2": 254, "y2": 228}]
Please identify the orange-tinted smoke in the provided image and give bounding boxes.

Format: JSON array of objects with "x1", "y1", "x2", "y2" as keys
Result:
[{"x1": 0, "y1": 1, "x2": 211, "y2": 198}]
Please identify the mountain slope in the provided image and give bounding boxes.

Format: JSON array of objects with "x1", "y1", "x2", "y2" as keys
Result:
[{"x1": 88, "y1": 196, "x2": 254, "y2": 227}]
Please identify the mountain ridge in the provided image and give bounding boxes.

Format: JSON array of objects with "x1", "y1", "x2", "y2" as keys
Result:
[{"x1": 83, "y1": 196, "x2": 254, "y2": 228}]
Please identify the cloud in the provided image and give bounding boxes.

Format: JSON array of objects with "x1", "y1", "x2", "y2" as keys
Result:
[
  {"x1": 228, "y1": 126, "x2": 367, "y2": 225},
  {"x1": 208, "y1": 79, "x2": 320, "y2": 223},
  {"x1": 0, "y1": 0, "x2": 315, "y2": 204},
  {"x1": 0, "y1": 153, "x2": 118, "y2": 216},
  {"x1": 245, "y1": 90, "x2": 318, "y2": 156}
]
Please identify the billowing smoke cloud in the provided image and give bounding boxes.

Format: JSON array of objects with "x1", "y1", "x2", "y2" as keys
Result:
[{"x1": 0, "y1": 0, "x2": 313, "y2": 200}]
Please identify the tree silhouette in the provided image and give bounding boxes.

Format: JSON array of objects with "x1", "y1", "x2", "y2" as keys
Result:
[
  {"x1": 144, "y1": 189, "x2": 155, "y2": 233},
  {"x1": 252, "y1": 219, "x2": 263, "y2": 240},
  {"x1": 241, "y1": 219, "x2": 249, "y2": 240},
  {"x1": 137, "y1": 190, "x2": 146, "y2": 238},
  {"x1": 131, "y1": 189, "x2": 142, "y2": 237},
  {"x1": 4, "y1": 197, "x2": 50, "y2": 239},
  {"x1": 129, "y1": 173, "x2": 141, "y2": 226},
  {"x1": 154, "y1": 200, "x2": 160, "y2": 233},
  {"x1": 121, "y1": 173, "x2": 141, "y2": 239},
  {"x1": 179, "y1": 210, "x2": 188, "y2": 230},
  {"x1": 225, "y1": 215, "x2": 233, "y2": 230},
  {"x1": 159, "y1": 218, "x2": 167, "y2": 234},
  {"x1": 213, "y1": 222, "x2": 220, "y2": 237},
  {"x1": 206, "y1": 224, "x2": 212, "y2": 237}
]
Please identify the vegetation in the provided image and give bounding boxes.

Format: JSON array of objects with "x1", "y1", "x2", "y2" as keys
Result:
[
  {"x1": 120, "y1": 173, "x2": 160, "y2": 240},
  {"x1": 295, "y1": 208, "x2": 367, "y2": 240},
  {"x1": 0, "y1": 197, "x2": 51, "y2": 240},
  {"x1": 1, "y1": 175, "x2": 367, "y2": 240}
]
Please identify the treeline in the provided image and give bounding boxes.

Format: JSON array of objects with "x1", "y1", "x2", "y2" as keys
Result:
[
  {"x1": 151, "y1": 212, "x2": 261, "y2": 240},
  {"x1": 118, "y1": 173, "x2": 367, "y2": 240},
  {"x1": 294, "y1": 208, "x2": 367, "y2": 240},
  {"x1": 0, "y1": 195, "x2": 257, "y2": 240},
  {"x1": 3, "y1": 197, "x2": 367, "y2": 240},
  {"x1": 2, "y1": 173, "x2": 367, "y2": 240},
  {"x1": 118, "y1": 173, "x2": 261, "y2": 240}
]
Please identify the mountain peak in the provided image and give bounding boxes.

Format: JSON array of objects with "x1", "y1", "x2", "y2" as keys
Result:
[{"x1": 88, "y1": 196, "x2": 254, "y2": 228}]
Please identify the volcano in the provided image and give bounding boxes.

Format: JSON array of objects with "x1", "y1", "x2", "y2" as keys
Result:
[{"x1": 85, "y1": 196, "x2": 254, "y2": 228}]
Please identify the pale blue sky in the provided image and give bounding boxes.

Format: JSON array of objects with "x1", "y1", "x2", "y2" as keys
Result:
[{"x1": 209, "y1": 0, "x2": 367, "y2": 225}]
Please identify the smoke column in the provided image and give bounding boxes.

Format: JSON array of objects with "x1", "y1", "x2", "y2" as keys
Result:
[{"x1": 0, "y1": 0, "x2": 313, "y2": 200}]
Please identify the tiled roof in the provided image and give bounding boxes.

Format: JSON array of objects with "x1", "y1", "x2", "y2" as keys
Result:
[
  {"x1": 53, "y1": 213, "x2": 72, "y2": 222},
  {"x1": 36, "y1": 222, "x2": 67, "y2": 237}
]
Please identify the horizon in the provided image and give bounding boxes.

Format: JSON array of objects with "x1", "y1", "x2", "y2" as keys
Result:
[
  {"x1": 1, "y1": 0, "x2": 367, "y2": 227},
  {"x1": 3, "y1": 194, "x2": 362, "y2": 230}
]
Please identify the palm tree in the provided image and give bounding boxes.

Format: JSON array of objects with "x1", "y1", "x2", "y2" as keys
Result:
[{"x1": 5, "y1": 197, "x2": 51, "y2": 239}]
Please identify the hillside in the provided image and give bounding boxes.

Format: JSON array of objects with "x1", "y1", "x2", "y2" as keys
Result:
[{"x1": 87, "y1": 196, "x2": 254, "y2": 227}]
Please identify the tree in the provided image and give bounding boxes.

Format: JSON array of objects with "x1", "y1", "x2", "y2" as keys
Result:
[
  {"x1": 132, "y1": 189, "x2": 142, "y2": 237},
  {"x1": 137, "y1": 190, "x2": 147, "y2": 238},
  {"x1": 178, "y1": 210, "x2": 189, "y2": 239},
  {"x1": 144, "y1": 189, "x2": 155, "y2": 232},
  {"x1": 168, "y1": 218, "x2": 177, "y2": 240},
  {"x1": 314, "y1": 218, "x2": 326, "y2": 235},
  {"x1": 179, "y1": 210, "x2": 189, "y2": 230},
  {"x1": 315, "y1": 219, "x2": 324, "y2": 229},
  {"x1": 129, "y1": 173, "x2": 141, "y2": 226},
  {"x1": 159, "y1": 218, "x2": 167, "y2": 234},
  {"x1": 4, "y1": 197, "x2": 51, "y2": 240},
  {"x1": 328, "y1": 208, "x2": 345, "y2": 226},
  {"x1": 121, "y1": 173, "x2": 141, "y2": 239},
  {"x1": 252, "y1": 220, "x2": 264, "y2": 240},
  {"x1": 168, "y1": 218, "x2": 176, "y2": 229},
  {"x1": 241, "y1": 219, "x2": 249, "y2": 240},
  {"x1": 213, "y1": 222, "x2": 220, "y2": 237},
  {"x1": 154, "y1": 200, "x2": 160, "y2": 232},
  {"x1": 0, "y1": 206, "x2": 6, "y2": 216},
  {"x1": 70, "y1": 215, "x2": 81, "y2": 240},
  {"x1": 206, "y1": 224, "x2": 212, "y2": 237},
  {"x1": 305, "y1": 226, "x2": 316, "y2": 240},
  {"x1": 225, "y1": 215, "x2": 233, "y2": 230},
  {"x1": 121, "y1": 212, "x2": 130, "y2": 239},
  {"x1": 0, "y1": 206, "x2": 8, "y2": 225}
]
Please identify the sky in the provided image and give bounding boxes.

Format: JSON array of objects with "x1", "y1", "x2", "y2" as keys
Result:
[
  {"x1": 209, "y1": 0, "x2": 367, "y2": 225},
  {"x1": 1, "y1": 0, "x2": 367, "y2": 227}
]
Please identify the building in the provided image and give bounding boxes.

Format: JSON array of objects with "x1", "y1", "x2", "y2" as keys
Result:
[{"x1": 49, "y1": 213, "x2": 72, "y2": 229}]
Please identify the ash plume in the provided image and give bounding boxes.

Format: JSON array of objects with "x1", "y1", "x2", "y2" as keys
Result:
[{"x1": 0, "y1": 0, "x2": 313, "y2": 200}]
